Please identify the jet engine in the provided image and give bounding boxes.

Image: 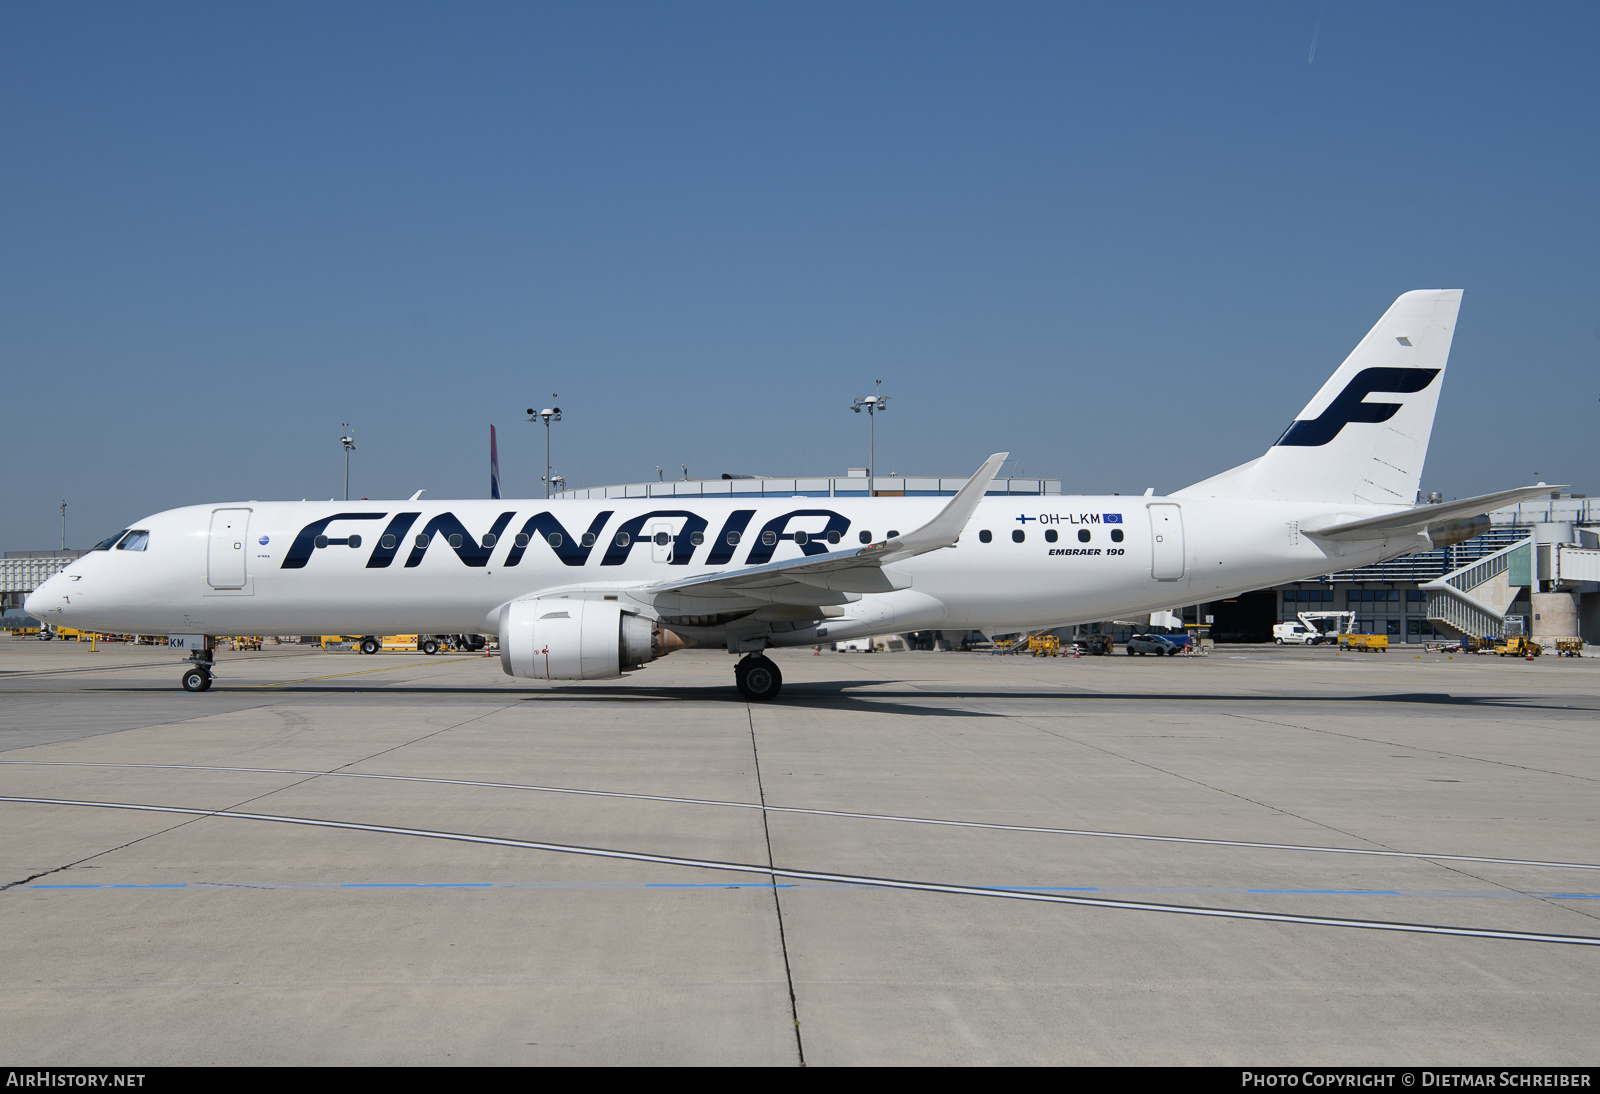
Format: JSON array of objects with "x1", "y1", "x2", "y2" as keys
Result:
[{"x1": 498, "y1": 598, "x2": 691, "y2": 680}]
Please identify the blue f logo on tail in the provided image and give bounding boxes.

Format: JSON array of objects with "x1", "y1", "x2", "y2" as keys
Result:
[{"x1": 1275, "y1": 367, "x2": 1439, "y2": 447}]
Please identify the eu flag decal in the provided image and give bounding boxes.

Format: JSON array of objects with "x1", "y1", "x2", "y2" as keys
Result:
[{"x1": 1102, "y1": 513, "x2": 1122, "y2": 524}]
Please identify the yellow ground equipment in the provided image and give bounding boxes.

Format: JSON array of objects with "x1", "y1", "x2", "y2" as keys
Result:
[
  {"x1": 1338, "y1": 634, "x2": 1389, "y2": 652},
  {"x1": 1495, "y1": 637, "x2": 1542, "y2": 658},
  {"x1": 1553, "y1": 639, "x2": 1583, "y2": 657},
  {"x1": 231, "y1": 636, "x2": 264, "y2": 651},
  {"x1": 347, "y1": 634, "x2": 447, "y2": 655},
  {"x1": 1027, "y1": 635, "x2": 1061, "y2": 657}
]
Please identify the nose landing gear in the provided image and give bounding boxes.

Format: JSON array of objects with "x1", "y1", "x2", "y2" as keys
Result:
[
  {"x1": 179, "y1": 641, "x2": 215, "y2": 692},
  {"x1": 735, "y1": 654, "x2": 783, "y2": 701}
]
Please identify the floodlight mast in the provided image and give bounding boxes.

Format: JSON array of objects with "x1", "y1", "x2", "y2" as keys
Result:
[
  {"x1": 526, "y1": 397, "x2": 561, "y2": 499},
  {"x1": 849, "y1": 380, "x2": 890, "y2": 484},
  {"x1": 339, "y1": 425, "x2": 356, "y2": 501}
]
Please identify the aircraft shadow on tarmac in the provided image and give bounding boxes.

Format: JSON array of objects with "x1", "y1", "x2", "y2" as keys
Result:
[{"x1": 66, "y1": 681, "x2": 1599, "y2": 716}]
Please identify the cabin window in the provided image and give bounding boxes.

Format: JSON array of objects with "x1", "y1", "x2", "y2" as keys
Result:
[
  {"x1": 116, "y1": 530, "x2": 150, "y2": 551},
  {"x1": 978, "y1": 529, "x2": 992, "y2": 543},
  {"x1": 581, "y1": 532, "x2": 596, "y2": 547},
  {"x1": 690, "y1": 531, "x2": 704, "y2": 546},
  {"x1": 347, "y1": 534, "x2": 362, "y2": 549},
  {"x1": 514, "y1": 533, "x2": 530, "y2": 548},
  {"x1": 314, "y1": 535, "x2": 329, "y2": 549},
  {"x1": 415, "y1": 534, "x2": 430, "y2": 548},
  {"x1": 380, "y1": 534, "x2": 396, "y2": 549},
  {"x1": 447, "y1": 534, "x2": 463, "y2": 549},
  {"x1": 1111, "y1": 528, "x2": 1124, "y2": 543},
  {"x1": 762, "y1": 531, "x2": 777, "y2": 546},
  {"x1": 654, "y1": 532, "x2": 671, "y2": 546},
  {"x1": 547, "y1": 532, "x2": 563, "y2": 548},
  {"x1": 827, "y1": 530, "x2": 840, "y2": 545},
  {"x1": 481, "y1": 533, "x2": 496, "y2": 548},
  {"x1": 1012, "y1": 529, "x2": 1025, "y2": 543},
  {"x1": 794, "y1": 531, "x2": 809, "y2": 546},
  {"x1": 859, "y1": 531, "x2": 872, "y2": 544},
  {"x1": 615, "y1": 532, "x2": 631, "y2": 547},
  {"x1": 1044, "y1": 529, "x2": 1058, "y2": 543},
  {"x1": 1077, "y1": 529, "x2": 1091, "y2": 543},
  {"x1": 887, "y1": 530, "x2": 899, "y2": 538},
  {"x1": 727, "y1": 530, "x2": 741, "y2": 545}
]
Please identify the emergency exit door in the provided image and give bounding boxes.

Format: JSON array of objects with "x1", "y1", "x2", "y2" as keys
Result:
[
  {"x1": 1148, "y1": 504, "x2": 1185, "y2": 581},
  {"x1": 208, "y1": 509, "x2": 252, "y2": 589}
]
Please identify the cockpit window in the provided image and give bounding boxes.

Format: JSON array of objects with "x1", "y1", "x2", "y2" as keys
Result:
[
  {"x1": 116, "y1": 530, "x2": 150, "y2": 551},
  {"x1": 92, "y1": 530, "x2": 130, "y2": 551}
]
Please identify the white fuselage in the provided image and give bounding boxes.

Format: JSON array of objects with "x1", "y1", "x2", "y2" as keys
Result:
[{"x1": 26, "y1": 494, "x2": 1409, "y2": 647}]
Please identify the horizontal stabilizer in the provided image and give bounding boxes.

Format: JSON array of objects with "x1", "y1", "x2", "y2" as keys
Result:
[{"x1": 1304, "y1": 485, "x2": 1563, "y2": 540}]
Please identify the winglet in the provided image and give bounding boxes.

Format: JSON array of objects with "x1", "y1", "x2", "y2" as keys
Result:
[{"x1": 869, "y1": 451, "x2": 1009, "y2": 561}]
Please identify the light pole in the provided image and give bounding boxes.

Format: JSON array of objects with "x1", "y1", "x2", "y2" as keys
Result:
[
  {"x1": 526, "y1": 397, "x2": 561, "y2": 499},
  {"x1": 339, "y1": 424, "x2": 356, "y2": 500},
  {"x1": 850, "y1": 380, "x2": 890, "y2": 483},
  {"x1": 60, "y1": 500, "x2": 67, "y2": 550}
]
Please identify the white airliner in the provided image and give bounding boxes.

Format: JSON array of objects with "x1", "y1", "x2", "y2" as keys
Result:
[{"x1": 27, "y1": 290, "x2": 1555, "y2": 700}]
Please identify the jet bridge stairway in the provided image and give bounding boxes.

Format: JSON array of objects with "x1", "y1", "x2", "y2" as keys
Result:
[{"x1": 1419, "y1": 536, "x2": 1529, "y2": 639}]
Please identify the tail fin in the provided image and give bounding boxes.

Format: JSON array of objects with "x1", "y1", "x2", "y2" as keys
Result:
[{"x1": 1175, "y1": 289, "x2": 1462, "y2": 505}]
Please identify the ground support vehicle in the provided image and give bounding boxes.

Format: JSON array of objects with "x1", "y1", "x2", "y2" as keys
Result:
[
  {"x1": 1338, "y1": 634, "x2": 1388, "y2": 652},
  {"x1": 1553, "y1": 639, "x2": 1583, "y2": 657},
  {"x1": 1494, "y1": 637, "x2": 1542, "y2": 658},
  {"x1": 1274, "y1": 611, "x2": 1356, "y2": 645},
  {"x1": 350, "y1": 634, "x2": 448, "y2": 655},
  {"x1": 1027, "y1": 635, "x2": 1060, "y2": 657}
]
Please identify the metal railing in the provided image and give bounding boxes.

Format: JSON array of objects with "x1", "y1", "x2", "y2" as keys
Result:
[{"x1": 1419, "y1": 534, "x2": 1532, "y2": 638}]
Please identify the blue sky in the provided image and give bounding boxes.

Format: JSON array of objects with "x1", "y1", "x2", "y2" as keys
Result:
[{"x1": 3, "y1": 1, "x2": 1596, "y2": 550}]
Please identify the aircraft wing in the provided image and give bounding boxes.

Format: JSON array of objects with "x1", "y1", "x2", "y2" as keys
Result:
[
  {"x1": 1303, "y1": 485, "x2": 1562, "y2": 540},
  {"x1": 640, "y1": 452, "x2": 1009, "y2": 606}
]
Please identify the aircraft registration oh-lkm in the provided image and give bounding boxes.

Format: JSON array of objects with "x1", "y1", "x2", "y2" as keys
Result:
[{"x1": 27, "y1": 290, "x2": 1558, "y2": 700}]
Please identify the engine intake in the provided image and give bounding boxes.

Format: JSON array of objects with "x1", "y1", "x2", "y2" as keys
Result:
[{"x1": 498, "y1": 599, "x2": 689, "y2": 680}]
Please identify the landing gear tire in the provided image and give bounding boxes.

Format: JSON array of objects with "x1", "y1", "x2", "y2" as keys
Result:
[
  {"x1": 736, "y1": 656, "x2": 783, "y2": 701},
  {"x1": 181, "y1": 666, "x2": 211, "y2": 692},
  {"x1": 1126, "y1": 647, "x2": 1135, "y2": 656},
  {"x1": 421, "y1": 639, "x2": 439, "y2": 655},
  {"x1": 360, "y1": 637, "x2": 380, "y2": 655}
]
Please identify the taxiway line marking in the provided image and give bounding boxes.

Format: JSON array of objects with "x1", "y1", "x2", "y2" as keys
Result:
[
  {"x1": 4, "y1": 760, "x2": 1595, "y2": 873},
  {"x1": 2, "y1": 794, "x2": 1597, "y2": 947}
]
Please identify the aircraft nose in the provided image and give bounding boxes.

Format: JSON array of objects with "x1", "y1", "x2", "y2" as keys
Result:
[{"x1": 24, "y1": 578, "x2": 60, "y2": 620}]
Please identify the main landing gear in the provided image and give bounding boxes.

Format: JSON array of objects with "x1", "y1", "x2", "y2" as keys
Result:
[{"x1": 735, "y1": 654, "x2": 783, "y2": 701}]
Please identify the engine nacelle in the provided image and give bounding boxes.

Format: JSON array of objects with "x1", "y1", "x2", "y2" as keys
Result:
[{"x1": 498, "y1": 598, "x2": 670, "y2": 680}]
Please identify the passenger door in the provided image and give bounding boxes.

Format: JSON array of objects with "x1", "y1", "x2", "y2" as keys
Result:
[
  {"x1": 1148, "y1": 504, "x2": 1185, "y2": 581},
  {"x1": 207, "y1": 509, "x2": 252, "y2": 589}
]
